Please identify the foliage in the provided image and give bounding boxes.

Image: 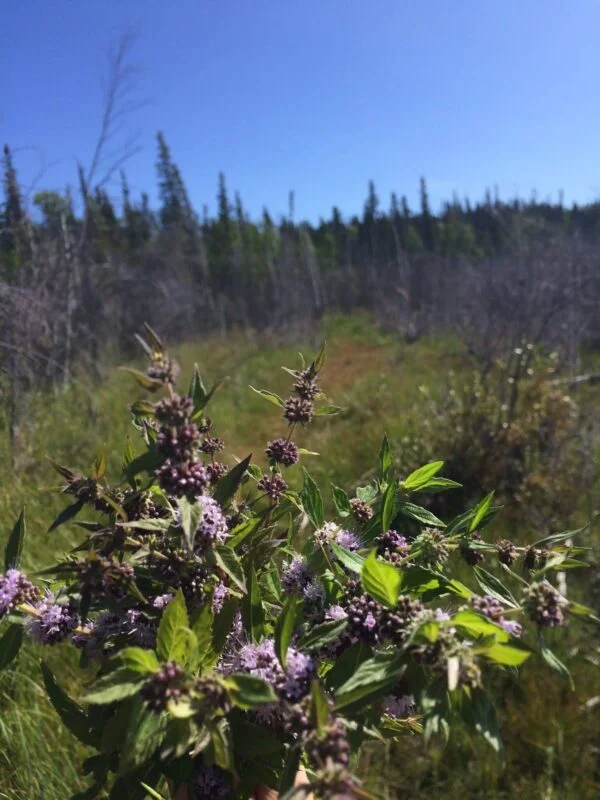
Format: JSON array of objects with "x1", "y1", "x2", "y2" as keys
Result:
[
  {"x1": 397, "y1": 346, "x2": 594, "y2": 528},
  {"x1": 1, "y1": 330, "x2": 598, "y2": 799}
]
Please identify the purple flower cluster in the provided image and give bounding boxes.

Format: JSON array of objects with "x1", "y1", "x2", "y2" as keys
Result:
[
  {"x1": 376, "y1": 529, "x2": 409, "y2": 565},
  {"x1": 157, "y1": 458, "x2": 209, "y2": 498},
  {"x1": 229, "y1": 638, "x2": 314, "y2": 702},
  {"x1": 199, "y1": 436, "x2": 225, "y2": 455},
  {"x1": 0, "y1": 570, "x2": 39, "y2": 617},
  {"x1": 26, "y1": 593, "x2": 78, "y2": 645},
  {"x1": 281, "y1": 556, "x2": 311, "y2": 594},
  {"x1": 212, "y1": 581, "x2": 229, "y2": 613},
  {"x1": 350, "y1": 498, "x2": 373, "y2": 523},
  {"x1": 265, "y1": 438, "x2": 299, "y2": 467},
  {"x1": 154, "y1": 394, "x2": 193, "y2": 426},
  {"x1": 157, "y1": 422, "x2": 200, "y2": 460},
  {"x1": 152, "y1": 593, "x2": 173, "y2": 610},
  {"x1": 333, "y1": 529, "x2": 361, "y2": 551},
  {"x1": 283, "y1": 397, "x2": 314, "y2": 425},
  {"x1": 193, "y1": 496, "x2": 229, "y2": 550},
  {"x1": 470, "y1": 595, "x2": 523, "y2": 637},
  {"x1": 497, "y1": 538, "x2": 518, "y2": 566}
]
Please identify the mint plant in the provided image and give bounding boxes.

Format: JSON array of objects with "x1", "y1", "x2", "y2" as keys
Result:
[{"x1": 1, "y1": 325, "x2": 598, "y2": 800}]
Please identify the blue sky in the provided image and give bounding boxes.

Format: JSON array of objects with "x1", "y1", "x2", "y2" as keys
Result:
[{"x1": 3, "y1": 0, "x2": 600, "y2": 221}]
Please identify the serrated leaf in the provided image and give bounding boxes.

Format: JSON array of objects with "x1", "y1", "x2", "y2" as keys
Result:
[
  {"x1": 191, "y1": 602, "x2": 216, "y2": 668},
  {"x1": 415, "y1": 477, "x2": 462, "y2": 494},
  {"x1": 473, "y1": 566, "x2": 518, "y2": 608},
  {"x1": 249, "y1": 386, "x2": 285, "y2": 407},
  {"x1": 116, "y1": 648, "x2": 160, "y2": 674},
  {"x1": 123, "y1": 449, "x2": 163, "y2": 483},
  {"x1": 118, "y1": 696, "x2": 167, "y2": 775},
  {"x1": 210, "y1": 718, "x2": 234, "y2": 772},
  {"x1": 228, "y1": 673, "x2": 278, "y2": 709},
  {"x1": 92, "y1": 449, "x2": 107, "y2": 481},
  {"x1": 477, "y1": 640, "x2": 531, "y2": 666},
  {"x1": 188, "y1": 363, "x2": 208, "y2": 412},
  {"x1": 4, "y1": 508, "x2": 25, "y2": 571},
  {"x1": 297, "y1": 617, "x2": 348, "y2": 651},
  {"x1": 402, "y1": 461, "x2": 444, "y2": 491},
  {"x1": 156, "y1": 590, "x2": 189, "y2": 661},
  {"x1": 334, "y1": 652, "x2": 405, "y2": 712},
  {"x1": 361, "y1": 550, "x2": 401, "y2": 609},
  {"x1": 0, "y1": 624, "x2": 23, "y2": 671},
  {"x1": 210, "y1": 546, "x2": 247, "y2": 594},
  {"x1": 332, "y1": 485, "x2": 351, "y2": 517},
  {"x1": 300, "y1": 468, "x2": 324, "y2": 529},
  {"x1": 83, "y1": 668, "x2": 146, "y2": 705},
  {"x1": 397, "y1": 502, "x2": 446, "y2": 528},
  {"x1": 212, "y1": 454, "x2": 252, "y2": 507},
  {"x1": 356, "y1": 484, "x2": 378, "y2": 503},
  {"x1": 329, "y1": 541, "x2": 365, "y2": 574},
  {"x1": 177, "y1": 496, "x2": 202, "y2": 552}
]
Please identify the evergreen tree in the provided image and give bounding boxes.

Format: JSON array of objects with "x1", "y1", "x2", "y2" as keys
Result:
[
  {"x1": 419, "y1": 176, "x2": 436, "y2": 251},
  {"x1": 0, "y1": 145, "x2": 26, "y2": 275}
]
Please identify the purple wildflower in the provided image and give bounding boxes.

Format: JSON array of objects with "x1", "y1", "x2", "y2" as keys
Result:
[
  {"x1": 325, "y1": 605, "x2": 347, "y2": 621},
  {"x1": 0, "y1": 570, "x2": 39, "y2": 617},
  {"x1": 470, "y1": 595, "x2": 522, "y2": 638},
  {"x1": 265, "y1": 438, "x2": 299, "y2": 467},
  {"x1": 257, "y1": 473, "x2": 288, "y2": 501},
  {"x1": 333, "y1": 529, "x2": 361, "y2": 551},
  {"x1": 193, "y1": 496, "x2": 229, "y2": 550},
  {"x1": 229, "y1": 638, "x2": 314, "y2": 701},
  {"x1": 152, "y1": 593, "x2": 173, "y2": 610},
  {"x1": 26, "y1": 594, "x2": 78, "y2": 645},
  {"x1": 213, "y1": 582, "x2": 229, "y2": 614},
  {"x1": 281, "y1": 556, "x2": 311, "y2": 593}
]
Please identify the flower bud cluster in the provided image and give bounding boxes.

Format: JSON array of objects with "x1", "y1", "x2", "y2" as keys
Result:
[
  {"x1": 470, "y1": 594, "x2": 522, "y2": 637},
  {"x1": 411, "y1": 527, "x2": 450, "y2": 567},
  {"x1": 497, "y1": 538, "x2": 518, "y2": 566},
  {"x1": 376, "y1": 529, "x2": 409, "y2": 564},
  {"x1": 265, "y1": 438, "x2": 299, "y2": 467},
  {"x1": 522, "y1": 581, "x2": 568, "y2": 627},
  {"x1": 75, "y1": 557, "x2": 134, "y2": 599},
  {"x1": 140, "y1": 661, "x2": 187, "y2": 713}
]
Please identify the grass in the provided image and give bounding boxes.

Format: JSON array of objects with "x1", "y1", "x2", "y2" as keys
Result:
[{"x1": 0, "y1": 312, "x2": 599, "y2": 799}]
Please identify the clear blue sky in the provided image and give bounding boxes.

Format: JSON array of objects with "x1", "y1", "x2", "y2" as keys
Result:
[{"x1": 3, "y1": 0, "x2": 600, "y2": 222}]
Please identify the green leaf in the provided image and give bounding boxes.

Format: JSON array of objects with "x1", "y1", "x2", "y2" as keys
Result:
[
  {"x1": 210, "y1": 718, "x2": 234, "y2": 772},
  {"x1": 477, "y1": 640, "x2": 531, "y2": 666},
  {"x1": 278, "y1": 746, "x2": 302, "y2": 797},
  {"x1": 212, "y1": 454, "x2": 252, "y2": 507},
  {"x1": 0, "y1": 624, "x2": 23, "y2": 671},
  {"x1": 191, "y1": 603, "x2": 216, "y2": 668},
  {"x1": 92, "y1": 449, "x2": 107, "y2": 480},
  {"x1": 241, "y1": 567, "x2": 264, "y2": 642},
  {"x1": 170, "y1": 626, "x2": 198, "y2": 669},
  {"x1": 531, "y1": 526, "x2": 587, "y2": 550},
  {"x1": 118, "y1": 696, "x2": 167, "y2": 775},
  {"x1": 116, "y1": 648, "x2": 160, "y2": 674},
  {"x1": 463, "y1": 688, "x2": 503, "y2": 755},
  {"x1": 314, "y1": 405, "x2": 344, "y2": 416},
  {"x1": 188, "y1": 363, "x2": 208, "y2": 412},
  {"x1": 300, "y1": 468, "x2": 324, "y2": 529},
  {"x1": 325, "y1": 641, "x2": 372, "y2": 691},
  {"x1": 211, "y1": 546, "x2": 247, "y2": 594},
  {"x1": 539, "y1": 633, "x2": 573, "y2": 688},
  {"x1": 42, "y1": 662, "x2": 98, "y2": 746},
  {"x1": 228, "y1": 674, "x2": 278, "y2": 709},
  {"x1": 451, "y1": 610, "x2": 510, "y2": 643},
  {"x1": 212, "y1": 598, "x2": 239, "y2": 655},
  {"x1": 567, "y1": 602, "x2": 600, "y2": 627},
  {"x1": 297, "y1": 618, "x2": 348, "y2": 651},
  {"x1": 177, "y1": 497, "x2": 202, "y2": 552},
  {"x1": 414, "y1": 477, "x2": 462, "y2": 494},
  {"x1": 332, "y1": 485, "x2": 351, "y2": 517},
  {"x1": 249, "y1": 386, "x2": 285, "y2": 407},
  {"x1": 156, "y1": 590, "x2": 189, "y2": 662},
  {"x1": 334, "y1": 652, "x2": 405, "y2": 712},
  {"x1": 118, "y1": 367, "x2": 163, "y2": 392},
  {"x1": 469, "y1": 491, "x2": 494, "y2": 532},
  {"x1": 397, "y1": 502, "x2": 446, "y2": 528},
  {"x1": 402, "y1": 461, "x2": 444, "y2": 491},
  {"x1": 122, "y1": 437, "x2": 136, "y2": 472},
  {"x1": 361, "y1": 550, "x2": 401, "y2": 609},
  {"x1": 381, "y1": 481, "x2": 396, "y2": 534},
  {"x1": 356, "y1": 484, "x2": 378, "y2": 503},
  {"x1": 4, "y1": 509, "x2": 25, "y2": 571},
  {"x1": 48, "y1": 500, "x2": 85, "y2": 532},
  {"x1": 139, "y1": 783, "x2": 167, "y2": 800},
  {"x1": 83, "y1": 668, "x2": 146, "y2": 705},
  {"x1": 329, "y1": 541, "x2": 365, "y2": 574},
  {"x1": 473, "y1": 566, "x2": 518, "y2": 608},
  {"x1": 275, "y1": 595, "x2": 300, "y2": 669},
  {"x1": 310, "y1": 679, "x2": 330, "y2": 733},
  {"x1": 378, "y1": 434, "x2": 393, "y2": 479},
  {"x1": 123, "y1": 449, "x2": 163, "y2": 483},
  {"x1": 230, "y1": 718, "x2": 284, "y2": 758}
]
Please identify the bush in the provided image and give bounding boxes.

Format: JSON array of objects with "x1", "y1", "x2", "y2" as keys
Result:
[
  {"x1": 1, "y1": 327, "x2": 598, "y2": 800},
  {"x1": 398, "y1": 346, "x2": 593, "y2": 527}
]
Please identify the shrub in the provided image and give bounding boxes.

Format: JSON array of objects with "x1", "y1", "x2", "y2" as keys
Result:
[
  {"x1": 398, "y1": 346, "x2": 593, "y2": 527},
  {"x1": 1, "y1": 327, "x2": 598, "y2": 800}
]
